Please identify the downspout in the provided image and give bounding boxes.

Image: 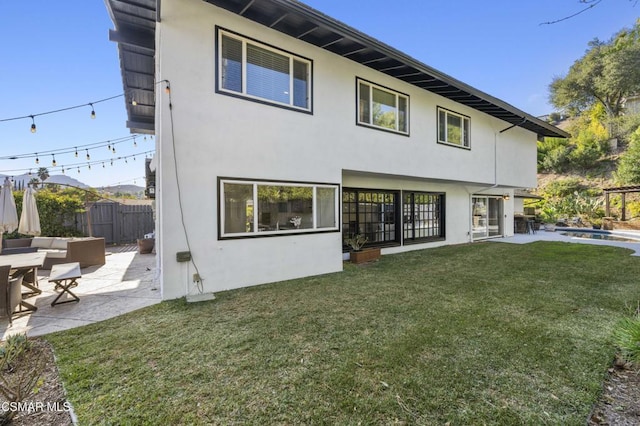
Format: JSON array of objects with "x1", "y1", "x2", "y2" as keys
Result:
[{"x1": 466, "y1": 117, "x2": 527, "y2": 241}]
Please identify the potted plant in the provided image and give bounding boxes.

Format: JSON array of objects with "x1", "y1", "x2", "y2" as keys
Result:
[{"x1": 344, "y1": 234, "x2": 381, "y2": 264}]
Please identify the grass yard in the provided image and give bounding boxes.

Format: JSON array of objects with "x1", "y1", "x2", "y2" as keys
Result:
[{"x1": 46, "y1": 241, "x2": 640, "y2": 424}]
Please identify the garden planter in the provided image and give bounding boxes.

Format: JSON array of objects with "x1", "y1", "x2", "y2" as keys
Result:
[
  {"x1": 350, "y1": 247, "x2": 381, "y2": 264},
  {"x1": 137, "y1": 238, "x2": 155, "y2": 254}
]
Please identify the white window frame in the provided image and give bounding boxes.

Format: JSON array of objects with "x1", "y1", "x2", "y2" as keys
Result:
[
  {"x1": 357, "y1": 78, "x2": 409, "y2": 135},
  {"x1": 220, "y1": 178, "x2": 340, "y2": 238},
  {"x1": 217, "y1": 29, "x2": 312, "y2": 112},
  {"x1": 437, "y1": 107, "x2": 471, "y2": 148}
]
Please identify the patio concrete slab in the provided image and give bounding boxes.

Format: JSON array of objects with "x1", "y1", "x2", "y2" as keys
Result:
[
  {"x1": 1, "y1": 245, "x2": 161, "y2": 339},
  {"x1": 490, "y1": 228, "x2": 640, "y2": 256}
]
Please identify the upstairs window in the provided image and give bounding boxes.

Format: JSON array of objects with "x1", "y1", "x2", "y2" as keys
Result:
[
  {"x1": 357, "y1": 79, "x2": 409, "y2": 135},
  {"x1": 438, "y1": 107, "x2": 470, "y2": 148},
  {"x1": 218, "y1": 29, "x2": 311, "y2": 112}
]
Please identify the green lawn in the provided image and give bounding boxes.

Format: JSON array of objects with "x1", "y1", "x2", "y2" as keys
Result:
[{"x1": 46, "y1": 241, "x2": 640, "y2": 424}]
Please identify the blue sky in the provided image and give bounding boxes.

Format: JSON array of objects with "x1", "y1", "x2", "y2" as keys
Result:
[{"x1": 0, "y1": 1, "x2": 637, "y2": 187}]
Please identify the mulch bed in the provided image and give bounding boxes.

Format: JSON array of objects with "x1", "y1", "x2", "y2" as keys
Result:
[
  {"x1": 589, "y1": 357, "x2": 640, "y2": 425},
  {"x1": 0, "y1": 338, "x2": 73, "y2": 425}
]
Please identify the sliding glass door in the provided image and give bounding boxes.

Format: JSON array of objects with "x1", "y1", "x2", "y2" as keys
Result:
[{"x1": 472, "y1": 196, "x2": 503, "y2": 240}]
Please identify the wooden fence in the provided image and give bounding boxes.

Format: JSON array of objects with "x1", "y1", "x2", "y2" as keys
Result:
[{"x1": 75, "y1": 202, "x2": 154, "y2": 245}]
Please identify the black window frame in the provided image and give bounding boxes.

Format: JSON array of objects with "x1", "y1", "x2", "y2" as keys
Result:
[
  {"x1": 402, "y1": 191, "x2": 446, "y2": 244},
  {"x1": 215, "y1": 26, "x2": 314, "y2": 115},
  {"x1": 437, "y1": 106, "x2": 471, "y2": 149},
  {"x1": 342, "y1": 188, "x2": 401, "y2": 251}
]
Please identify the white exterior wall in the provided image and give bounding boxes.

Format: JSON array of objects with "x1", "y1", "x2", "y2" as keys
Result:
[{"x1": 155, "y1": 0, "x2": 536, "y2": 299}]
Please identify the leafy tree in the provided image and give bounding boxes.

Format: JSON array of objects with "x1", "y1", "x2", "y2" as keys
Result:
[
  {"x1": 615, "y1": 128, "x2": 640, "y2": 184},
  {"x1": 549, "y1": 20, "x2": 640, "y2": 134}
]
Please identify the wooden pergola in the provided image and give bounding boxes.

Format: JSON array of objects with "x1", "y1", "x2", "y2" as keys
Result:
[{"x1": 603, "y1": 185, "x2": 640, "y2": 220}]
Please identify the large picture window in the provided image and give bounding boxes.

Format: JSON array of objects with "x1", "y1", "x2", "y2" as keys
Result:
[
  {"x1": 438, "y1": 107, "x2": 470, "y2": 148},
  {"x1": 403, "y1": 192, "x2": 445, "y2": 242},
  {"x1": 218, "y1": 29, "x2": 312, "y2": 111},
  {"x1": 342, "y1": 189, "x2": 400, "y2": 249},
  {"x1": 357, "y1": 79, "x2": 409, "y2": 135},
  {"x1": 220, "y1": 179, "x2": 338, "y2": 238}
]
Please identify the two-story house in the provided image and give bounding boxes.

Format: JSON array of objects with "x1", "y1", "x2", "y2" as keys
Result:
[{"x1": 105, "y1": 0, "x2": 568, "y2": 300}]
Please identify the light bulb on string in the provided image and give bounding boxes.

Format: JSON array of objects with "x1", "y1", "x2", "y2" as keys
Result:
[
  {"x1": 77, "y1": 167, "x2": 80, "y2": 174},
  {"x1": 86, "y1": 149, "x2": 90, "y2": 160},
  {"x1": 51, "y1": 154, "x2": 57, "y2": 167},
  {"x1": 88, "y1": 163, "x2": 91, "y2": 170},
  {"x1": 107, "y1": 142, "x2": 111, "y2": 151},
  {"x1": 61, "y1": 166, "x2": 65, "y2": 174},
  {"x1": 110, "y1": 159, "x2": 113, "y2": 166},
  {"x1": 30, "y1": 115, "x2": 36, "y2": 133},
  {"x1": 89, "y1": 103, "x2": 96, "y2": 119},
  {"x1": 102, "y1": 162, "x2": 105, "y2": 168},
  {"x1": 112, "y1": 147, "x2": 116, "y2": 154},
  {"x1": 35, "y1": 154, "x2": 39, "y2": 165},
  {"x1": 75, "y1": 147, "x2": 78, "y2": 158},
  {"x1": 165, "y1": 83, "x2": 171, "y2": 94},
  {"x1": 133, "y1": 137, "x2": 137, "y2": 148},
  {"x1": 28, "y1": 169, "x2": 32, "y2": 176}
]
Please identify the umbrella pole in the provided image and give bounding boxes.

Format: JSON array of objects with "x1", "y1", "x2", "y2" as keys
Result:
[{"x1": 85, "y1": 192, "x2": 93, "y2": 237}]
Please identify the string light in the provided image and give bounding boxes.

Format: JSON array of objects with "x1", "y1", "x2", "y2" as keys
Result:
[
  {"x1": 75, "y1": 147, "x2": 78, "y2": 158},
  {"x1": 77, "y1": 167, "x2": 81, "y2": 173},
  {"x1": 133, "y1": 137, "x2": 137, "y2": 148},
  {"x1": 86, "y1": 149, "x2": 90, "y2": 160},
  {"x1": 35, "y1": 154, "x2": 39, "y2": 165},
  {"x1": 51, "y1": 154, "x2": 57, "y2": 167},
  {"x1": 102, "y1": 162, "x2": 105, "y2": 168},
  {"x1": 165, "y1": 83, "x2": 171, "y2": 94},
  {"x1": 87, "y1": 163, "x2": 91, "y2": 170},
  {"x1": 112, "y1": 147, "x2": 116, "y2": 154},
  {"x1": 0, "y1": 93, "x2": 123, "y2": 132},
  {"x1": 61, "y1": 166, "x2": 65, "y2": 174}
]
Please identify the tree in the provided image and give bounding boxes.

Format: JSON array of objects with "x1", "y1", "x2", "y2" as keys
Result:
[
  {"x1": 549, "y1": 20, "x2": 640, "y2": 134},
  {"x1": 36, "y1": 167, "x2": 49, "y2": 188},
  {"x1": 615, "y1": 128, "x2": 640, "y2": 184},
  {"x1": 28, "y1": 177, "x2": 40, "y2": 188}
]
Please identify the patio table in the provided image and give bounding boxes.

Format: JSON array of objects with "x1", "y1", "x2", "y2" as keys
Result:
[{"x1": 0, "y1": 252, "x2": 46, "y2": 313}]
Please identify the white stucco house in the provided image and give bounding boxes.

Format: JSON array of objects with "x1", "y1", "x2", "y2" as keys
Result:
[{"x1": 105, "y1": 0, "x2": 569, "y2": 300}]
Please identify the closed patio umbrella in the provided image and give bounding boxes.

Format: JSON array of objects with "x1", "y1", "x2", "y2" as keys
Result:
[
  {"x1": 18, "y1": 186, "x2": 40, "y2": 236},
  {"x1": 0, "y1": 177, "x2": 19, "y2": 242}
]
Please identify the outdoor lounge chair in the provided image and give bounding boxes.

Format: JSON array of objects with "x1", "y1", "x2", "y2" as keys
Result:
[{"x1": 0, "y1": 265, "x2": 24, "y2": 325}]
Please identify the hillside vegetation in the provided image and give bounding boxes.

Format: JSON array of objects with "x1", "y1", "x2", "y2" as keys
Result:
[{"x1": 535, "y1": 19, "x2": 640, "y2": 226}]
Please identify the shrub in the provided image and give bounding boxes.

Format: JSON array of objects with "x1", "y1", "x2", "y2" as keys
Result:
[{"x1": 613, "y1": 312, "x2": 640, "y2": 365}]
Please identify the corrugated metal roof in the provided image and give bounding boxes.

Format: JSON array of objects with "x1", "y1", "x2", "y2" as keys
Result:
[{"x1": 104, "y1": 0, "x2": 569, "y2": 139}]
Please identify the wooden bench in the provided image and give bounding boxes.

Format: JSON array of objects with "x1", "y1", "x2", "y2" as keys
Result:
[{"x1": 48, "y1": 262, "x2": 82, "y2": 307}]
